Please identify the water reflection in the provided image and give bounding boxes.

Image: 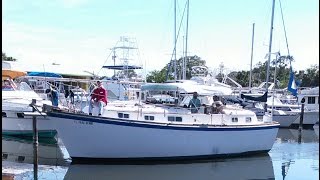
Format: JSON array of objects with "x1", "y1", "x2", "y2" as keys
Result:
[
  {"x1": 2, "y1": 135, "x2": 68, "y2": 166},
  {"x1": 64, "y1": 154, "x2": 275, "y2": 180},
  {"x1": 2, "y1": 129, "x2": 318, "y2": 180},
  {"x1": 276, "y1": 128, "x2": 319, "y2": 143},
  {"x1": 314, "y1": 123, "x2": 319, "y2": 139},
  {"x1": 271, "y1": 129, "x2": 319, "y2": 180}
]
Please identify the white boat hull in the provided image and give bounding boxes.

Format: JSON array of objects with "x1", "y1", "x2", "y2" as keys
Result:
[
  {"x1": 2, "y1": 98, "x2": 57, "y2": 138},
  {"x1": 2, "y1": 115, "x2": 56, "y2": 138},
  {"x1": 48, "y1": 111, "x2": 279, "y2": 162},
  {"x1": 258, "y1": 114, "x2": 299, "y2": 128},
  {"x1": 272, "y1": 114, "x2": 300, "y2": 128},
  {"x1": 291, "y1": 111, "x2": 319, "y2": 126}
]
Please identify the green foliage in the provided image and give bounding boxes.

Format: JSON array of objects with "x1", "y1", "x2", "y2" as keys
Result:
[
  {"x1": 180, "y1": 55, "x2": 206, "y2": 79},
  {"x1": 235, "y1": 71, "x2": 250, "y2": 87},
  {"x1": 115, "y1": 69, "x2": 137, "y2": 79},
  {"x1": 146, "y1": 69, "x2": 167, "y2": 83},
  {"x1": 227, "y1": 59, "x2": 318, "y2": 88},
  {"x1": 2, "y1": 52, "x2": 17, "y2": 61},
  {"x1": 146, "y1": 54, "x2": 318, "y2": 88},
  {"x1": 299, "y1": 64, "x2": 319, "y2": 87},
  {"x1": 146, "y1": 55, "x2": 206, "y2": 82}
]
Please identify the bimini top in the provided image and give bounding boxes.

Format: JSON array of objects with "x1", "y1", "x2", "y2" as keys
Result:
[
  {"x1": 27, "y1": 71, "x2": 63, "y2": 78},
  {"x1": 141, "y1": 82, "x2": 229, "y2": 96},
  {"x1": 102, "y1": 65, "x2": 143, "y2": 70},
  {"x1": 2, "y1": 69, "x2": 27, "y2": 80}
]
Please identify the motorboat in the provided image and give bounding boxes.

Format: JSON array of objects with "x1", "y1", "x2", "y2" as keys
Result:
[{"x1": 2, "y1": 69, "x2": 57, "y2": 138}]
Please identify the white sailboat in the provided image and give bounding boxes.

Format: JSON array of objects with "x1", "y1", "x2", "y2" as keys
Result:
[{"x1": 45, "y1": 82, "x2": 279, "y2": 163}]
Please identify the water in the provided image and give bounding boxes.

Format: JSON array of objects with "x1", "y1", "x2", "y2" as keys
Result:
[{"x1": 2, "y1": 128, "x2": 319, "y2": 180}]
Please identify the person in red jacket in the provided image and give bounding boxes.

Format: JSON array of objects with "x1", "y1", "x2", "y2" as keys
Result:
[{"x1": 89, "y1": 81, "x2": 107, "y2": 116}]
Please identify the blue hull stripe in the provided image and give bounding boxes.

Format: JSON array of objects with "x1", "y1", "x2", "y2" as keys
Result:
[{"x1": 48, "y1": 111, "x2": 279, "y2": 131}]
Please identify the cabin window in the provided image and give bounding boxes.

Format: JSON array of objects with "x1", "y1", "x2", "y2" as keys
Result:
[
  {"x1": 246, "y1": 117, "x2": 252, "y2": 123},
  {"x1": 17, "y1": 113, "x2": 24, "y2": 118},
  {"x1": 17, "y1": 156, "x2": 25, "y2": 162},
  {"x1": 176, "y1": 117, "x2": 182, "y2": 122},
  {"x1": 124, "y1": 114, "x2": 129, "y2": 118},
  {"x1": 144, "y1": 115, "x2": 155, "y2": 121},
  {"x1": 2, "y1": 154, "x2": 8, "y2": 159},
  {"x1": 308, "y1": 97, "x2": 316, "y2": 104},
  {"x1": 118, "y1": 113, "x2": 129, "y2": 118},
  {"x1": 232, "y1": 117, "x2": 238, "y2": 122},
  {"x1": 168, "y1": 116, "x2": 183, "y2": 122}
]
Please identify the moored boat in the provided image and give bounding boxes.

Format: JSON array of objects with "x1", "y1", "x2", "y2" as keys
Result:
[
  {"x1": 45, "y1": 82, "x2": 279, "y2": 163},
  {"x1": 2, "y1": 69, "x2": 57, "y2": 138}
]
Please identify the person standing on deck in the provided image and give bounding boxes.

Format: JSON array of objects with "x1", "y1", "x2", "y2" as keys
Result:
[
  {"x1": 89, "y1": 81, "x2": 107, "y2": 116},
  {"x1": 45, "y1": 88, "x2": 59, "y2": 107},
  {"x1": 188, "y1": 92, "x2": 201, "y2": 113}
]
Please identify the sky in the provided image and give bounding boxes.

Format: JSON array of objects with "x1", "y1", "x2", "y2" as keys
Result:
[{"x1": 2, "y1": 0, "x2": 319, "y2": 77}]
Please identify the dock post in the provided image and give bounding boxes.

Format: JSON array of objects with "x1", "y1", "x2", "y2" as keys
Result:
[
  {"x1": 31, "y1": 99, "x2": 38, "y2": 180},
  {"x1": 299, "y1": 98, "x2": 305, "y2": 131}
]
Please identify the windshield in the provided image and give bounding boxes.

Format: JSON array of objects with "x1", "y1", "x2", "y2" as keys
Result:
[{"x1": 18, "y1": 82, "x2": 33, "y2": 91}]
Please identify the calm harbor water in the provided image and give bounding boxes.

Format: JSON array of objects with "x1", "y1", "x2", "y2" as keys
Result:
[{"x1": 2, "y1": 128, "x2": 319, "y2": 180}]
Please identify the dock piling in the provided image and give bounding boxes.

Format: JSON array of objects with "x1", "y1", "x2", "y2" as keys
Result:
[
  {"x1": 31, "y1": 99, "x2": 38, "y2": 180},
  {"x1": 299, "y1": 98, "x2": 305, "y2": 131}
]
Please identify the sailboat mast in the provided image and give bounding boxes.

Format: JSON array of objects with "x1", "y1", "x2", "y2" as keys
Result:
[
  {"x1": 184, "y1": 0, "x2": 189, "y2": 80},
  {"x1": 265, "y1": 0, "x2": 276, "y2": 92},
  {"x1": 249, "y1": 23, "x2": 255, "y2": 89},
  {"x1": 174, "y1": 0, "x2": 177, "y2": 80},
  {"x1": 182, "y1": 36, "x2": 185, "y2": 79}
]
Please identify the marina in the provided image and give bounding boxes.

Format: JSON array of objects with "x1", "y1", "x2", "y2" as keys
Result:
[
  {"x1": 2, "y1": 0, "x2": 318, "y2": 179},
  {"x1": 2, "y1": 60, "x2": 318, "y2": 179}
]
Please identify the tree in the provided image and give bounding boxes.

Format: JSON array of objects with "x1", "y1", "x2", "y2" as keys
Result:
[
  {"x1": 2, "y1": 52, "x2": 7, "y2": 61},
  {"x1": 300, "y1": 64, "x2": 319, "y2": 87},
  {"x1": 235, "y1": 71, "x2": 250, "y2": 87},
  {"x1": 115, "y1": 69, "x2": 138, "y2": 79},
  {"x1": 146, "y1": 69, "x2": 167, "y2": 83},
  {"x1": 2, "y1": 52, "x2": 17, "y2": 61},
  {"x1": 147, "y1": 55, "x2": 206, "y2": 83}
]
